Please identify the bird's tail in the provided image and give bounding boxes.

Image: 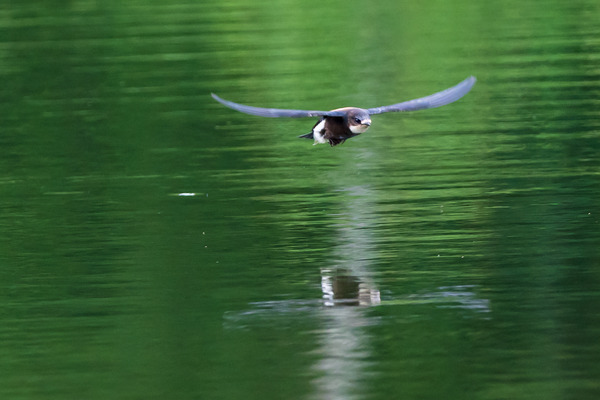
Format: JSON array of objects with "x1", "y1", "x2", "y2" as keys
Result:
[{"x1": 298, "y1": 132, "x2": 313, "y2": 139}]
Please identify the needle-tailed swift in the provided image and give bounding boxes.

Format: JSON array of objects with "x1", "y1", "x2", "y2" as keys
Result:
[{"x1": 212, "y1": 76, "x2": 476, "y2": 146}]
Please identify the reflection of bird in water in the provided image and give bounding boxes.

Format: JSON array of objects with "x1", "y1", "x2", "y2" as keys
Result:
[
  {"x1": 212, "y1": 76, "x2": 476, "y2": 146},
  {"x1": 321, "y1": 269, "x2": 381, "y2": 307}
]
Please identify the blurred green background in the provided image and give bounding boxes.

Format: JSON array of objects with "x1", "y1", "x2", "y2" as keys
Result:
[{"x1": 1, "y1": 0, "x2": 600, "y2": 399}]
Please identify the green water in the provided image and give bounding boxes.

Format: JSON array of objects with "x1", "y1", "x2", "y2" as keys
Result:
[{"x1": 1, "y1": 0, "x2": 600, "y2": 399}]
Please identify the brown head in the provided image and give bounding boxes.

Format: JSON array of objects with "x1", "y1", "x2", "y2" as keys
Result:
[{"x1": 335, "y1": 107, "x2": 372, "y2": 134}]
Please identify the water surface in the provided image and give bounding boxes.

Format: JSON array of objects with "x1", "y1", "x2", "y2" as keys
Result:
[{"x1": 1, "y1": 1, "x2": 600, "y2": 399}]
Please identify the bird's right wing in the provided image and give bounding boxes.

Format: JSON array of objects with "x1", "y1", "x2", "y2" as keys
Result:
[
  {"x1": 367, "y1": 76, "x2": 476, "y2": 114},
  {"x1": 211, "y1": 93, "x2": 345, "y2": 118}
]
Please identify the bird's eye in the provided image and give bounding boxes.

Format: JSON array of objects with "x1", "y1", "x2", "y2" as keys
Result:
[{"x1": 354, "y1": 117, "x2": 361, "y2": 123}]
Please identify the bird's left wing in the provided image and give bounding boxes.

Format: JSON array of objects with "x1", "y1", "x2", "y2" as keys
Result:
[
  {"x1": 211, "y1": 93, "x2": 343, "y2": 118},
  {"x1": 367, "y1": 76, "x2": 476, "y2": 115}
]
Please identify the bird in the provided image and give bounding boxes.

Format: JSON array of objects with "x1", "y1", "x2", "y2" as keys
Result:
[{"x1": 211, "y1": 76, "x2": 476, "y2": 147}]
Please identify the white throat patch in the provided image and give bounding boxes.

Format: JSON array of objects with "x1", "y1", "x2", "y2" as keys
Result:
[{"x1": 350, "y1": 124, "x2": 370, "y2": 134}]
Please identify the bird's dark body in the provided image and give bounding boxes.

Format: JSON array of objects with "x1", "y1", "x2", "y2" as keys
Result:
[
  {"x1": 211, "y1": 76, "x2": 476, "y2": 147},
  {"x1": 298, "y1": 107, "x2": 372, "y2": 146},
  {"x1": 301, "y1": 115, "x2": 362, "y2": 146}
]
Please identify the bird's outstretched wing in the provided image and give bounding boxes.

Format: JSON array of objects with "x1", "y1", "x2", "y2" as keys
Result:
[
  {"x1": 366, "y1": 76, "x2": 476, "y2": 115},
  {"x1": 211, "y1": 93, "x2": 345, "y2": 118}
]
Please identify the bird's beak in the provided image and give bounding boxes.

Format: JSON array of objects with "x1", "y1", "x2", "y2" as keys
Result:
[{"x1": 363, "y1": 120, "x2": 371, "y2": 126}]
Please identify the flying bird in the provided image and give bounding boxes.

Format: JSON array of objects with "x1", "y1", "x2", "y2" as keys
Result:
[{"x1": 212, "y1": 76, "x2": 476, "y2": 147}]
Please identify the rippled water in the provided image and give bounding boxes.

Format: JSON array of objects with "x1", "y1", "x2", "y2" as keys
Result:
[{"x1": 1, "y1": 1, "x2": 600, "y2": 399}]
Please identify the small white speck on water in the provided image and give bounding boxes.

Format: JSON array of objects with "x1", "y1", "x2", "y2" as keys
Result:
[{"x1": 178, "y1": 193, "x2": 196, "y2": 196}]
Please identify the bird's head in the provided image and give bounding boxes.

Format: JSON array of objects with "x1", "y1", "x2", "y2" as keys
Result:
[{"x1": 347, "y1": 108, "x2": 372, "y2": 134}]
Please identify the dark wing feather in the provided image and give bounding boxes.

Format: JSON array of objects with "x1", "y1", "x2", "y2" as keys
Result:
[
  {"x1": 211, "y1": 93, "x2": 341, "y2": 118},
  {"x1": 367, "y1": 76, "x2": 476, "y2": 115}
]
